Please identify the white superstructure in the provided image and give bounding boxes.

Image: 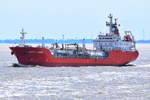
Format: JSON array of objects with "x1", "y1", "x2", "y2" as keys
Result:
[{"x1": 93, "y1": 14, "x2": 136, "y2": 51}]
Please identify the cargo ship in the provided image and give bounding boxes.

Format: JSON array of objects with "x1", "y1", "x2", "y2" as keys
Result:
[{"x1": 10, "y1": 14, "x2": 139, "y2": 67}]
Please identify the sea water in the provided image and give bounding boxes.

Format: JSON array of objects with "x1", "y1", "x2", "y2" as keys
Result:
[{"x1": 0, "y1": 44, "x2": 150, "y2": 100}]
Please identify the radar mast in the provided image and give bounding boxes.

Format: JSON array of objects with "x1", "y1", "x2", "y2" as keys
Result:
[
  {"x1": 108, "y1": 14, "x2": 113, "y2": 34},
  {"x1": 20, "y1": 28, "x2": 27, "y2": 47}
]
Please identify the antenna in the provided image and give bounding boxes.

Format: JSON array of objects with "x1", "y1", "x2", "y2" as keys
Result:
[
  {"x1": 62, "y1": 34, "x2": 64, "y2": 40},
  {"x1": 20, "y1": 28, "x2": 27, "y2": 47},
  {"x1": 107, "y1": 14, "x2": 113, "y2": 34},
  {"x1": 82, "y1": 38, "x2": 86, "y2": 50},
  {"x1": 114, "y1": 18, "x2": 118, "y2": 25},
  {"x1": 42, "y1": 36, "x2": 45, "y2": 48}
]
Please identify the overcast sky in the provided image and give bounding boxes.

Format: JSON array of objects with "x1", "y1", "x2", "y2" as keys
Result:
[{"x1": 0, "y1": 0, "x2": 149, "y2": 40}]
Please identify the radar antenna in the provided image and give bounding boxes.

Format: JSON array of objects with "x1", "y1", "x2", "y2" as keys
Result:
[{"x1": 114, "y1": 18, "x2": 118, "y2": 25}]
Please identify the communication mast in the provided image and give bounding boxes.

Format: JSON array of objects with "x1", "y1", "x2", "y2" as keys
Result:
[
  {"x1": 42, "y1": 36, "x2": 45, "y2": 47},
  {"x1": 108, "y1": 14, "x2": 113, "y2": 34},
  {"x1": 106, "y1": 14, "x2": 119, "y2": 35},
  {"x1": 20, "y1": 28, "x2": 27, "y2": 47}
]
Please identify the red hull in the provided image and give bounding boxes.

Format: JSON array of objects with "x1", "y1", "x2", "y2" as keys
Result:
[{"x1": 10, "y1": 47, "x2": 139, "y2": 67}]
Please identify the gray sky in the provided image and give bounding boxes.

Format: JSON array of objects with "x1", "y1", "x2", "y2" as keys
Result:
[{"x1": 0, "y1": 0, "x2": 149, "y2": 40}]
